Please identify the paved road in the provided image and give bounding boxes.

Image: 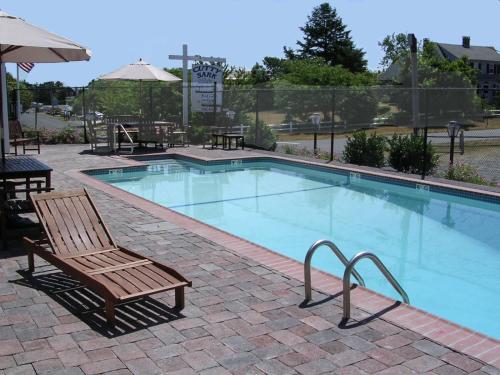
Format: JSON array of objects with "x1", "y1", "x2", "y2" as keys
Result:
[
  {"x1": 20, "y1": 110, "x2": 84, "y2": 130},
  {"x1": 290, "y1": 128, "x2": 500, "y2": 153}
]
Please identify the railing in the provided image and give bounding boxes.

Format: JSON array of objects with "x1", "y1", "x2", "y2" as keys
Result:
[
  {"x1": 114, "y1": 124, "x2": 134, "y2": 154},
  {"x1": 304, "y1": 239, "x2": 365, "y2": 301},
  {"x1": 342, "y1": 251, "x2": 410, "y2": 321}
]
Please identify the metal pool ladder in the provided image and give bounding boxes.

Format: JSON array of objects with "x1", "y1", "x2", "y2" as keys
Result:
[
  {"x1": 342, "y1": 251, "x2": 409, "y2": 321},
  {"x1": 304, "y1": 239, "x2": 365, "y2": 301},
  {"x1": 303, "y1": 240, "x2": 410, "y2": 322}
]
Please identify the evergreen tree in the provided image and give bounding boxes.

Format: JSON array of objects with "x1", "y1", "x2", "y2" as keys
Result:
[{"x1": 285, "y1": 3, "x2": 367, "y2": 73}]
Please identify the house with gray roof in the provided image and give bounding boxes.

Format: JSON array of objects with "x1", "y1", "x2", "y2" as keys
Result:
[
  {"x1": 380, "y1": 36, "x2": 500, "y2": 103},
  {"x1": 435, "y1": 36, "x2": 500, "y2": 102}
]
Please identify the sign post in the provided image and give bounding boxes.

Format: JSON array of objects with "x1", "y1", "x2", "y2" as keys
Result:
[{"x1": 169, "y1": 44, "x2": 225, "y2": 128}]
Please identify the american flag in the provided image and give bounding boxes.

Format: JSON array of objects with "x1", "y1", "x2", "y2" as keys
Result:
[{"x1": 17, "y1": 62, "x2": 35, "y2": 73}]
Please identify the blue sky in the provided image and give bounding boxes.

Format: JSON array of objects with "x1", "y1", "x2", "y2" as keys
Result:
[{"x1": 4, "y1": 0, "x2": 500, "y2": 86}]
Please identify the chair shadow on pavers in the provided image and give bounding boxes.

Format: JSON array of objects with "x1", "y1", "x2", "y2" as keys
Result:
[{"x1": 14, "y1": 269, "x2": 185, "y2": 338}]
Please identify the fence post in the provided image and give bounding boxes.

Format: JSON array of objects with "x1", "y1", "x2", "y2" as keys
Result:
[
  {"x1": 421, "y1": 89, "x2": 428, "y2": 180},
  {"x1": 213, "y1": 82, "x2": 217, "y2": 127},
  {"x1": 330, "y1": 89, "x2": 336, "y2": 161},
  {"x1": 255, "y1": 90, "x2": 260, "y2": 146},
  {"x1": 82, "y1": 86, "x2": 88, "y2": 143},
  {"x1": 35, "y1": 86, "x2": 39, "y2": 130}
]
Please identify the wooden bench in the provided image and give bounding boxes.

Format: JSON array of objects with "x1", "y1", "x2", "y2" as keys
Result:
[{"x1": 9, "y1": 120, "x2": 41, "y2": 155}]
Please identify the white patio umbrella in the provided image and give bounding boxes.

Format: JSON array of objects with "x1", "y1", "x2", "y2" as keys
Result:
[
  {"x1": 99, "y1": 59, "x2": 180, "y2": 82},
  {"x1": 99, "y1": 59, "x2": 180, "y2": 119},
  {"x1": 0, "y1": 11, "x2": 92, "y2": 161}
]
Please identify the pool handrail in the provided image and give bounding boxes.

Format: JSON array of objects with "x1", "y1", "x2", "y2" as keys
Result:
[
  {"x1": 304, "y1": 239, "x2": 365, "y2": 301},
  {"x1": 342, "y1": 251, "x2": 410, "y2": 321}
]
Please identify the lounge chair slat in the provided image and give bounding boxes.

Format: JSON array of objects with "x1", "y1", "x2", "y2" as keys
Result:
[
  {"x1": 36, "y1": 200, "x2": 66, "y2": 254},
  {"x1": 118, "y1": 282, "x2": 190, "y2": 301},
  {"x1": 101, "y1": 271, "x2": 142, "y2": 294},
  {"x1": 25, "y1": 189, "x2": 191, "y2": 323},
  {"x1": 69, "y1": 256, "x2": 106, "y2": 272},
  {"x1": 143, "y1": 263, "x2": 182, "y2": 285},
  {"x1": 93, "y1": 274, "x2": 130, "y2": 297},
  {"x1": 62, "y1": 197, "x2": 95, "y2": 251},
  {"x1": 81, "y1": 254, "x2": 116, "y2": 269},
  {"x1": 54, "y1": 199, "x2": 87, "y2": 253},
  {"x1": 92, "y1": 252, "x2": 132, "y2": 268},
  {"x1": 45, "y1": 199, "x2": 77, "y2": 254},
  {"x1": 86, "y1": 260, "x2": 152, "y2": 275},
  {"x1": 71, "y1": 197, "x2": 110, "y2": 250},
  {"x1": 78, "y1": 195, "x2": 114, "y2": 249},
  {"x1": 132, "y1": 267, "x2": 165, "y2": 289},
  {"x1": 62, "y1": 248, "x2": 118, "y2": 259},
  {"x1": 103, "y1": 250, "x2": 141, "y2": 264},
  {"x1": 116, "y1": 269, "x2": 153, "y2": 292}
]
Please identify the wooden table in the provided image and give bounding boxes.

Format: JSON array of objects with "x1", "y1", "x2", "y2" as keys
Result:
[
  {"x1": 223, "y1": 134, "x2": 245, "y2": 150},
  {"x1": 211, "y1": 133, "x2": 225, "y2": 149},
  {"x1": 0, "y1": 156, "x2": 52, "y2": 249},
  {"x1": 0, "y1": 156, "x2": 52, "y2": 188}
]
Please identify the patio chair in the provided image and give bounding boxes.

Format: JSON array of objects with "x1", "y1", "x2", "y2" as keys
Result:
[
  {"x1": 23, "y1": 188, "x2": 192, "y2": 324},
  {"x1": 87, "y1": 121, "x2": 114, "y2": 153},
  {"x1": 9, "y1": 120, "x2": 41, "y2": 155},
  {"x1": 137, "y1": 120, "x2": 168, "y2": 149}
]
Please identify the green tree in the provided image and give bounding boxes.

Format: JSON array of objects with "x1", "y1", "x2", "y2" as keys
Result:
[
  {"x1": 379, "y1": 35, "x2": 482, "y2": 125},
  {"x1": 272, "y1": 59, "x2": 377, "y2": 121},
  {"x1": 6, "y1": 72, "x2": 33, "y2": 117},
  {"x1": 378, "y1": 33, "x2": 411, "y2": 68},
  {"x1": 284, "y1": 3, "x2": 367, "y2": 73}
]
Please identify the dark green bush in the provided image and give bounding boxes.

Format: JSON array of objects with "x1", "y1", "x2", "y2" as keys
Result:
[
  {"x1": 387, "y1": 134, "x2": 439, "y2": 175},
  {"x1": 342, "y1": 130, "x2": 385, "y2": 167},
  {"x1": 245, "y1": 119, "x2": 277, "y2": 151},
  {"x1": 445, "y1": 163, "x2": 489, "y2": 185}
]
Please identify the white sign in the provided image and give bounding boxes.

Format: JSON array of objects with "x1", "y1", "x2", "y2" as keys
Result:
[{"x1": 191, "y1": 64, "x2": 223, "y2": 113}]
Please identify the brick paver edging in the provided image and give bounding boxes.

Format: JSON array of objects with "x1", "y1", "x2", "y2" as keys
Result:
[{"x1": 67, "y1": 153, "x2": 500, "y2": 368}]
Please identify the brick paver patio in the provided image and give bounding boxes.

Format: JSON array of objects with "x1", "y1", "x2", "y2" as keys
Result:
[{"x1": 1, "y1": 144, "x2": 498, "y2": 374}]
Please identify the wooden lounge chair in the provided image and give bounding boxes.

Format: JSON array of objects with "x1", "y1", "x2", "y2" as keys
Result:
[{"x1": 23, "y1": 188, "x2": 191, "y2": 324}]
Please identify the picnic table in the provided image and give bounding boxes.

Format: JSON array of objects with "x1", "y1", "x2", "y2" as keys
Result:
[
  {"x1": 0, "y1": 156, "x2": 52, "y2": 187},
  {"x1": 222, "y1": 134, "x2": 245, "y2": 150},
  {"x1": 0, "y1": 156, "x2": 53, "y2": 248}
]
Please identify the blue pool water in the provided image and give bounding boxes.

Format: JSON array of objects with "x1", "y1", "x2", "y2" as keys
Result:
[{"x1": 92, "y1": 158, "x2": 500, "y2": 339}]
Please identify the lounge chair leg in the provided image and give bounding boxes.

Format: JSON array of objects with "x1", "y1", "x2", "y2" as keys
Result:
[
  {"x1": 28, "y1": 250, "x2": 35, "y2": 273},
  {"x1": 105, "y1": 300, "x2": 116, "y2": 325},
  {"x1": 175, "y1": 287, "x2": 185, "y2": 309}
]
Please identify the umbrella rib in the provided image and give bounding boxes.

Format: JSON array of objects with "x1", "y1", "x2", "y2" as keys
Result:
[
  {"x1": 49, "y1": 48, "x2": 69, "y2": 62},
  {"x1": 2, "y1": 45, "x2": 22, "y2": 54}
]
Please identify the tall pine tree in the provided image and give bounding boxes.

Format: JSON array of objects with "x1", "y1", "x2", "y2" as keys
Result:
[{"x1": 285, "y1": 3, "x2": 367, "y2": 73}]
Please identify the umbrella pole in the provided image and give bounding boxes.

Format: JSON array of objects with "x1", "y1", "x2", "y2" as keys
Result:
[
  {"x1": 149, "y1": 84, "x2": 153, "y2": 121},
  {"x1": 0, "y1": 58, "x2": 5, "y2": 163}
]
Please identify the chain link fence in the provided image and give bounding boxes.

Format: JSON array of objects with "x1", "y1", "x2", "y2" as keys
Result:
[{"x1": 9, "y1": 84, "x2": 500, "y2": 185}]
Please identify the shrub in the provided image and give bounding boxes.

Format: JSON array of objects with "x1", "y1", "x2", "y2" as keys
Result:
[
  {"x1": 445, "y1": 163, "x2": 489, "y2": 185},
  {"x1": 387, "y1": 134, "x2": 439, "y2": 175},
  {"x1": 342, "y1": 130, "x2": 385, "y2": 167},
  {"x1": 245, "y1": 120, "x2": 277, "y2": 151},
  {"x1": 41, "y1": 126, "x2": 83, "y2": 144}
]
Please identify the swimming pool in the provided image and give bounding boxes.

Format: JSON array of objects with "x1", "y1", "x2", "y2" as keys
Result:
[{"x1": 90, "y1": 157, "x2": 500, "y2": 339}]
